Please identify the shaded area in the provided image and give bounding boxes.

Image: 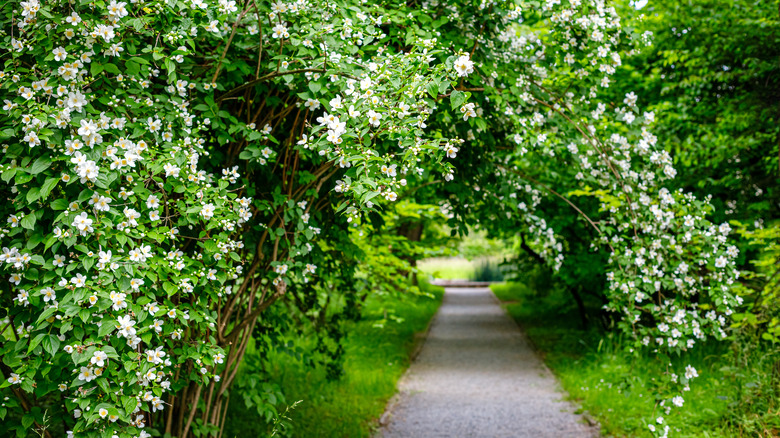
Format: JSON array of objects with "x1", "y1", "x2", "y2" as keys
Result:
[{"x1": 223, "y1": 281, "x2": 445, "y2": 438}]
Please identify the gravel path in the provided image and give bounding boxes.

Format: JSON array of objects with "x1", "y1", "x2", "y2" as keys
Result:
[{"x1": 379, "y1": 285, "x2": 598, "y2": 438}]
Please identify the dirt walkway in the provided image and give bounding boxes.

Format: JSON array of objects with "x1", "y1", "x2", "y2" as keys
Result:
[{"x1": 379, "y1": 285, "x2": 598, "y2": 437}]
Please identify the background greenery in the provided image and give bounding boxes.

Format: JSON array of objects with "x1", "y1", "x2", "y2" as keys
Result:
[
  {"x1": 492, "y1": 277, "x2": 780, "y2": 437},
  {"x1": 1, "y1": 0, "x2": 776, "y2": 436},
  {"x1": 222, "y1": 279, "x2": 444, "y2": 438},
  {"x1": 222, "y1": 0, "x2": 780, "y2": 436}
]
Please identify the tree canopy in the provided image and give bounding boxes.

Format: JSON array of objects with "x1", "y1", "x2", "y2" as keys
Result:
[{"x1": 0, "y1": 0, "x2": 756, "y2": 437}]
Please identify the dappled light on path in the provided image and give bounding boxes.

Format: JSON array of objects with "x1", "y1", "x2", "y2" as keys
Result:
[{"x1": 380, "y1": 284, "x2": 597, "y2": 438}]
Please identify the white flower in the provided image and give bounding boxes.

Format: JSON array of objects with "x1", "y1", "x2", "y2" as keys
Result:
[
  {"x1": 72, "y1": 212, "x2": 94, "y2": 233},
  {"x1": 445, "y1": 145, "x2": 458, "y2": 159},
  {"x1": 367, "y1": 110, "x2": 381, "y2": 127},
  {"x1": 271, "y1": 24, "x2": 288, "y2": 39},
  {"x1": 381, "y1": 164, "x2": 397, "y2": 178},
  {"x1": 146, "y1": 195, "x2": 160, "y2": 209},
  {"x1": 95, "y1": 24, "x2": 116, "y2": 42},
  {"x1": 52, "y1": 47, "x2": 67, "y2": 61},
  {"x1": 200, "y1": 203, "x2": 215, "y2": 220},
  {"x1": 124, "y1": 208, "x2": 141, "y2": 226},
  {"x1": 78, "y1": 119, "x2": 97, "y2": 137},
  {"x1": 91, "y1": 350, "x2": 108, "y2": 367},
  {"x1": 78, "y1": 366, "x2": 95, "y2": 382},
  {"x1": 65, "y1": 12, "x2": 82, "y2": 25},
  {"x1": 329, "y1": 95, "x2": 343, "y2": 110},
  {"x1": 23, "y1": 131, "x2": 40, "y2": 147},
  {"x1": 116, "y1": 315, "x2": 136, "y2": 338},
  {"x1": 107, "y1": 1, "x2": 129, "y2": 18},
  {"x1": 147, "y1": 118, "x2": 162, "y2": 132},
  {"x1": 453, "y1": 54, "x2": 474, "y2": 77},
  {"x1": 41, "y1": 287, "x2": 56, "y2": 302},
  {"x1": 684, "y1": 365, "x2": 698, "y2": 380},
  {"x1": 94, "y1": 196, "x2": 111, "y2": 212},
  {"x1": 7, "y1": 373, "x2": 22, "y2": 384},
  {"x1": 205, "y1": 20, "x2": 219, "y2": 33},
  {"x1": 461, "y1": 103, "x2": 477, "y2": 121}
]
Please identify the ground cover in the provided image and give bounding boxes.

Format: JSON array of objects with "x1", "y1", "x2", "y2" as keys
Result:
[
  {"x1": 491, "y1": 282, "x2": 779, "y2": 437},
  {"x1": 223, "y1": 280, "x2": 444, "y2": 437}
]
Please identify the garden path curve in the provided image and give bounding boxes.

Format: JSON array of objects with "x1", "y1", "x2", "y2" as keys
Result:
[{"x1": 378, "y1": 283, "x2": 598, "y2": 438}]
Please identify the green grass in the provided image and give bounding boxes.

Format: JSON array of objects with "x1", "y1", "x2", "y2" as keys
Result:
[
  {"x1": 418, "y1": 256, "x2": 505, "y2": 281},
  {"x1": 224, "y1": 280, "x2": 444, "y2": 438},
  {"x1": 491, "y1": 282, "x2": 747, "y2": 437},
  {"x1": 418, "y1": 257, "x2": 475, "y2": 280}
]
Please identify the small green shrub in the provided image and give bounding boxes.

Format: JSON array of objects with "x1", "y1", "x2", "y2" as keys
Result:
[{"x1": 470, "y1": 259, "x2": 504, "y2": 282}]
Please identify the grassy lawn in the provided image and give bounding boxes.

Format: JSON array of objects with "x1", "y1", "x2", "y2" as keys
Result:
[
  {"x1": 417, "y1": 256, "x2": 506, "y2": 281},
  {"x1": 491, "y1": 282, "x2": 744, "y2": 437},
  {"x1": 417, "y1": 257, "x2": 476, "y2": 280},
  {"x1": 223, "y1": 280, "x2": 444, "y2": 437}
]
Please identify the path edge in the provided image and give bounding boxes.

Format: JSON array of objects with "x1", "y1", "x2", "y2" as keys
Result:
[
  {"x1": 486, "y1": 284, "x2": 602, "y2": 435},
  {"x1": 374, "y1": 286, "x2": 444, "y2": 432}
]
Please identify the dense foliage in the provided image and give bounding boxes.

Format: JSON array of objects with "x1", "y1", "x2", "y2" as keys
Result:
[
  {"x1": 498, "y1": 0, "x2": 780, "y2": 434},
  {"x1": 0, "y1": 0, "x2": 759, "y2": 437}
]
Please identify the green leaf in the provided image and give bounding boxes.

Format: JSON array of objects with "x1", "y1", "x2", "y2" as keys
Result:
[
  {"x1": 36, "y1": 307, "x2": 58, "y2": 324},
  {"x1": 28, "y1": 333, "x2": 46, "y2": 353},
  {"x1": 121, "y1": 396, "x2": 137, "y2": 415},
  {"x1": 99, "y1": 320, "x2": 116, "y2": 337},
  {"x1": 163, "y1": 282, "x2": 178, "y2": 296},
  {"x1": 91, "y1": 63, "x2": 104, "y2": 76},
  {"x1": 427, "y1": 80, "x2": 440, "y2": 99},
  {"x1": 26, "y1": 187, "x2": 41, "y2": 203},
  {"x1": 21, "y1": 414, "x2": 34, "y2": 430},
  {"x1": 104, "y1": 63, "x2": 121, "y2": 75},
  {"x1": 42, "y1": 334, "x2": 60, "y2": 356},
  {"x1": 79, "y1": 309, "x2": 91, "y2": 323},
  {"x1": 15, "y1": 171, "x2": 33, "y2": 185},
  {"x1": 438, "y1": 79, "x2": 450, "y2": 95},
  {"x1": 97, "y1": 378, "x2": 110, "y2": 393},
  {"x1": 51, "y1": 198, "x2": 69, "y2": 210},
  {"x1": 29, "y1": 156, "x2": 52, "y2": 175},
  {"x1": 2, "y1": 167, "x2": 17, "y2": 183},
  {"x1": 203, "y1": 240, "x2": 219, "y2": 253},
  {"x1": 20, "y1": 214, "x2": 36, "y2": 230},
  {"x1": 40, "y1": 177, "x2": 59, "y2": 200},
  {"x1": 450, "y1": 90, "x2": 466, "y2": 109}
]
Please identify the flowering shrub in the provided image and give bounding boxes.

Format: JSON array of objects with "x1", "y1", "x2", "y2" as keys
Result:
[
  {"x1": 0, "y1": 0, "x2": 740, "y2": 437},
  {"x1": 0, "y1": 1, "x2": 259, "y2": 436}
]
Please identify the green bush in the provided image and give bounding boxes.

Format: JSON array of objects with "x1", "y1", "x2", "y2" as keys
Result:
[
  {"x1": 223, "y1": 279, "x2": 444, "y2": 437},
  {"x1": 493, "y1": 280, "x2": 780, "y2": 437},
  {"x1": 470, "y1": 259, "x2": 504, "y2": 282}
]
